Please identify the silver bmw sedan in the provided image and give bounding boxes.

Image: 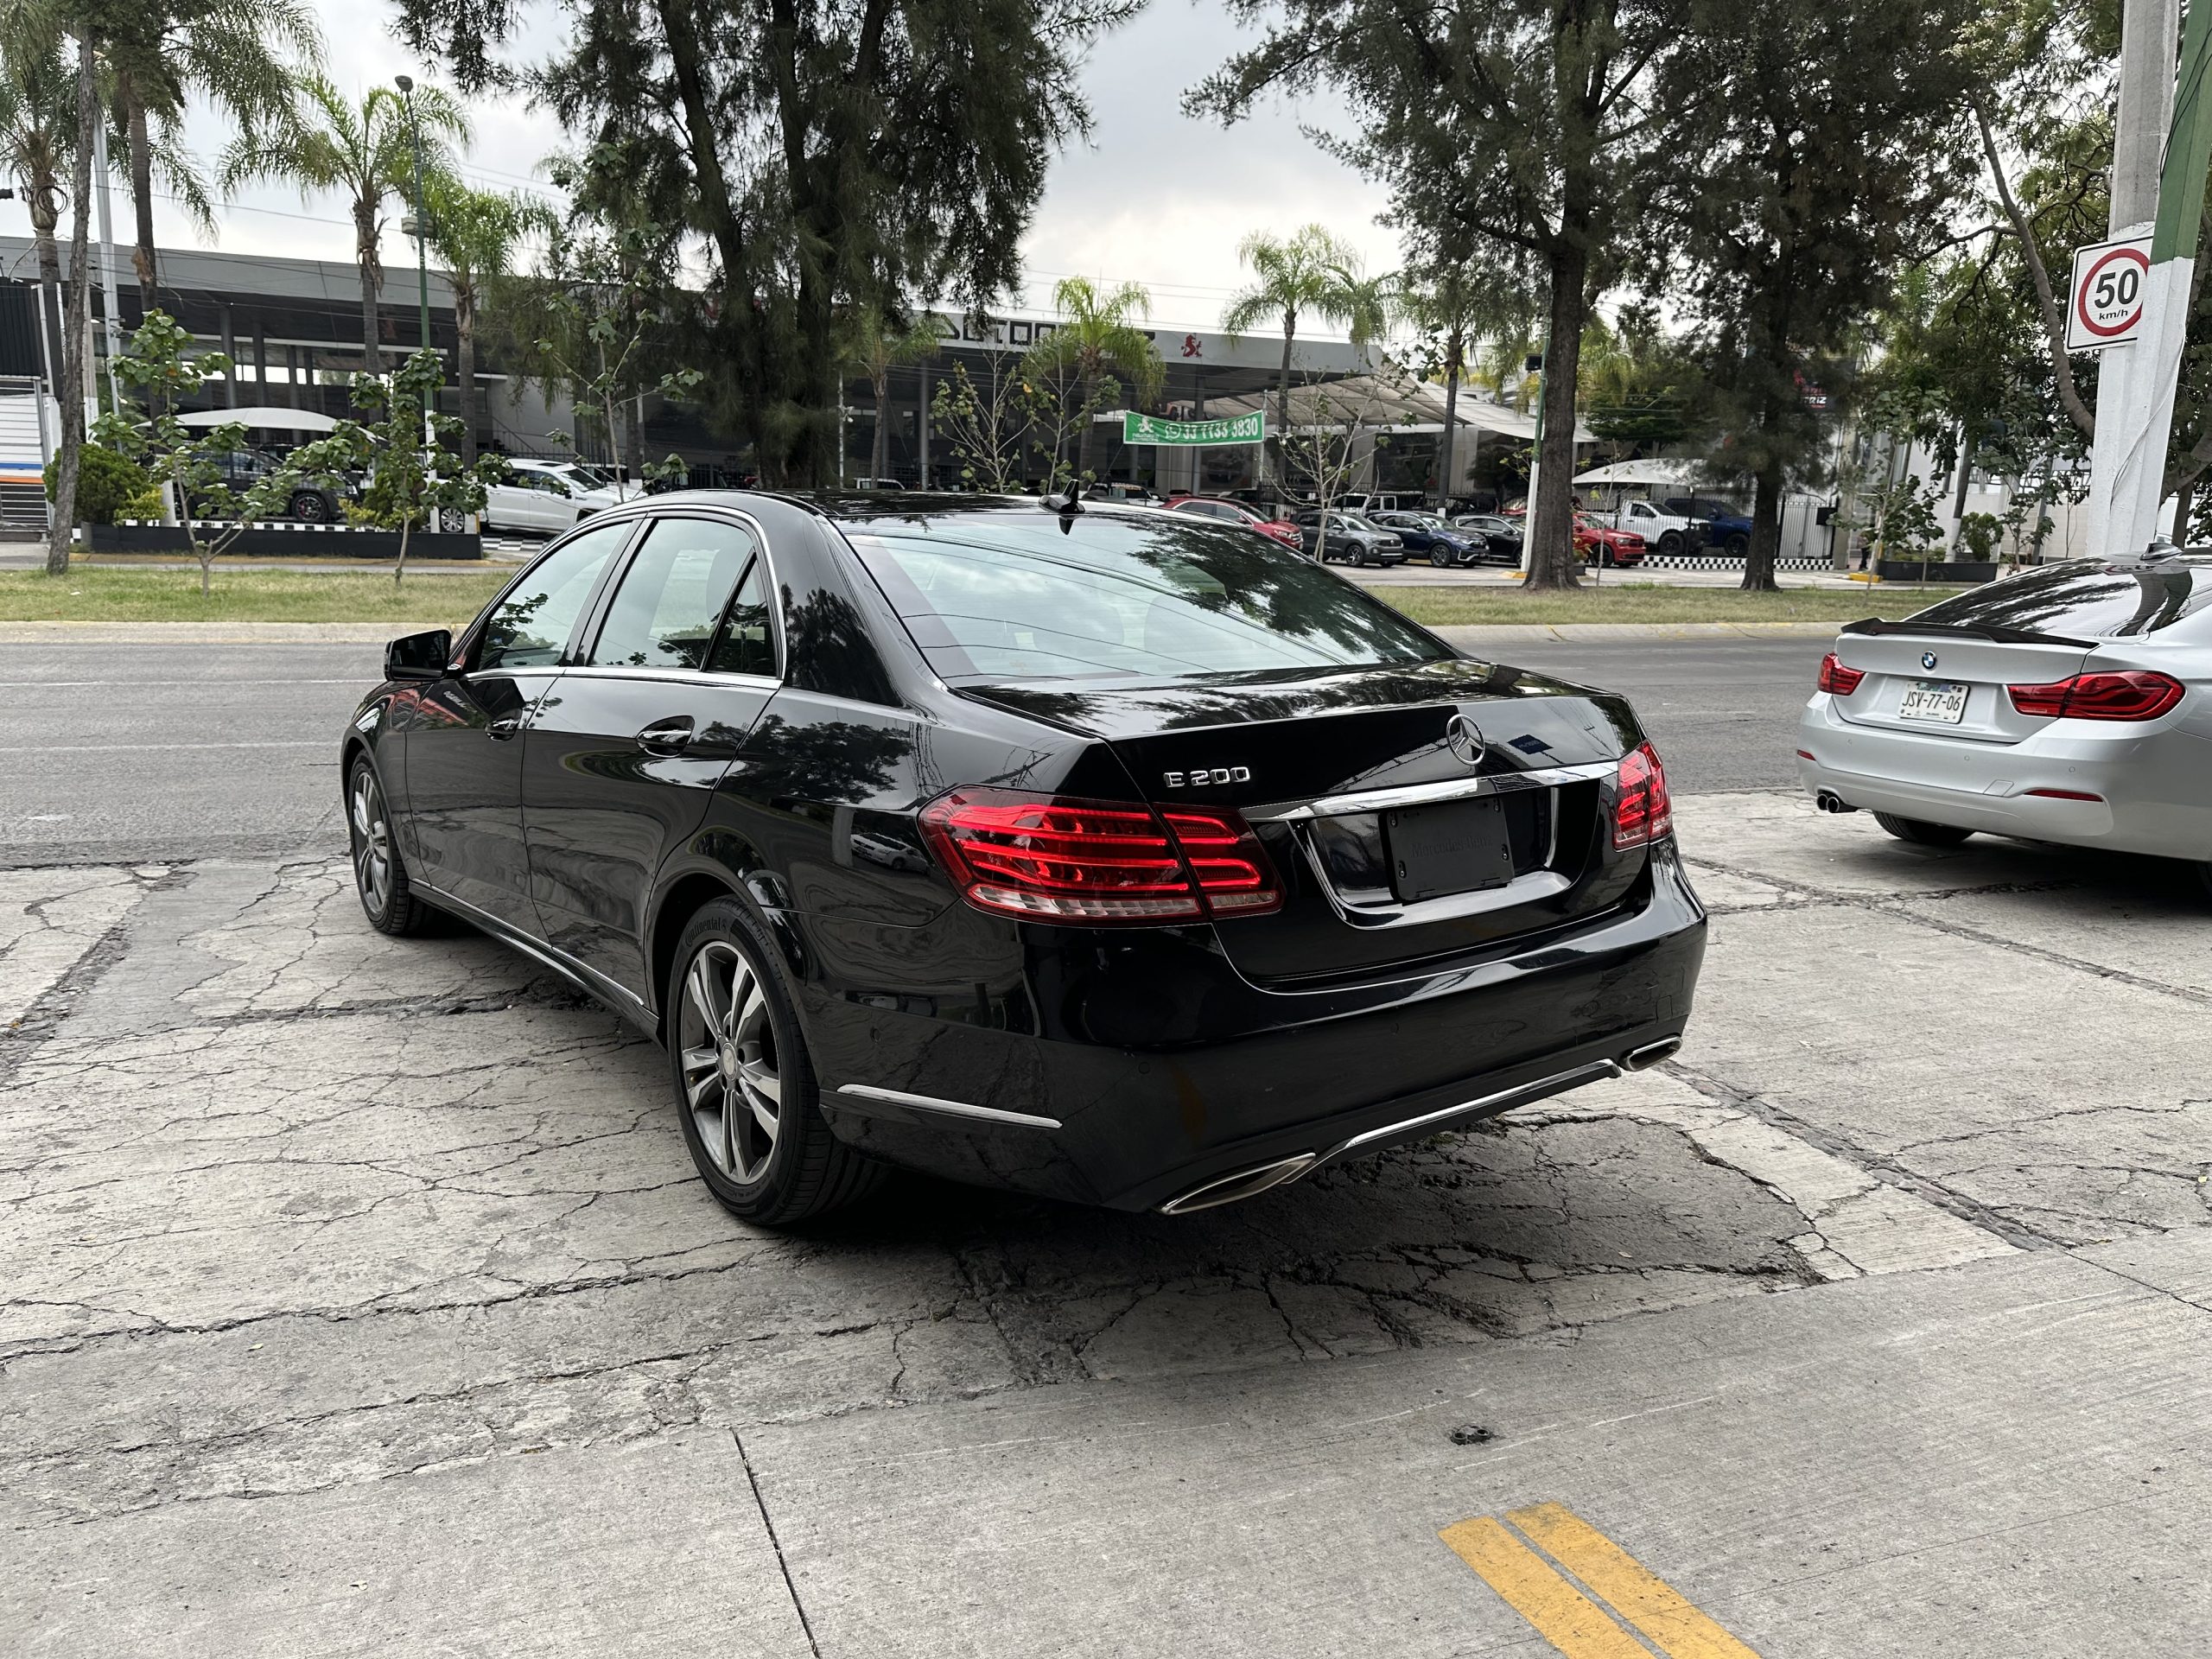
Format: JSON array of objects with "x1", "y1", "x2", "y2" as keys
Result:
[{"x1": 1796, "y1": 553, "x2": 2212, "y2": 889}]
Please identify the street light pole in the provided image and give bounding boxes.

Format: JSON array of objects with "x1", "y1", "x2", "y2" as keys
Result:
[{"x1": 396, "y1": 75, "x2": 435, "y2": 443}]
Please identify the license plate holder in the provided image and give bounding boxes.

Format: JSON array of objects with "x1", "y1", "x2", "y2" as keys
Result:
[
  {"x1": 1385, "y1": 798, "x2": 1516, "y2": 902},
  {"x1": 1897, "y1": 680, "x2": 1969, "y2": 724}
]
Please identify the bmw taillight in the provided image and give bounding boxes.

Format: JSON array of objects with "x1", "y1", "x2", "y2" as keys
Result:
[
  {"x1": 1816, "y1": 652, "x2": 1866, "y2": 695},
  {"x1": 918, "y1": 789, "x2": 1283, "y2": 925},
  {"x1": 1613, "y1": 742, "x2": 1673, "y2": 850},
  {"x1": 2006, "y1": 671, "x2": 2183, "y2": 721}
]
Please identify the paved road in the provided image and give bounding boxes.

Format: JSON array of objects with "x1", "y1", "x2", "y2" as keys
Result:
[
  {"x1": 0, "y1": 635, "x2": 1824, "y2": 866},
  {"x1": 5, "y1": 795, "x2": 2208, "y2": 1656}
]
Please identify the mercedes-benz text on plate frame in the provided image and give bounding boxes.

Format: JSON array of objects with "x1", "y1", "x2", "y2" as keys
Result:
[
  {"x1": 341, "y1": 493, "x2": 1707, "y2": 1227},
  {"x1": 1797, "y1": 557, "x2": 2212, "y2": 885}
]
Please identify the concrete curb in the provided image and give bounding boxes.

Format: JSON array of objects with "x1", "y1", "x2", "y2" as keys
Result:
[
  {"x1": 1435, "y1": 620, "x2": 1849, "y2": 645},
  {"x1": 0, "y1": 621, "x2": 405, "y2": 644}
]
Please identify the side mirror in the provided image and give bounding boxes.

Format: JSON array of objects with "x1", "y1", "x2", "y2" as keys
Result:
[{"x1": 385, "y1": 628, "x2": 453, "y2": 681}]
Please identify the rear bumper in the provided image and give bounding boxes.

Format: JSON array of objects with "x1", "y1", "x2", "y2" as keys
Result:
[
  {"x1": 1795, "y1": 694, "x2": 2212, "y2": 859},
  {"x1": 805, "y1": 846, "x2": 1707, "y2": 1211}
]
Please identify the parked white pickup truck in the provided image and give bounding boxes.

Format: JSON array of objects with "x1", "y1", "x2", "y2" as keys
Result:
[{"x1": 1588, "y1": 498, "x2": 1708, "y2": 556}]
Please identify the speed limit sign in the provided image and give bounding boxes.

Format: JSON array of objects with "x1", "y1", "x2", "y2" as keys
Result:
[{"x1": 2067, "y1": 234, "x2": 2152, "y2": 350}]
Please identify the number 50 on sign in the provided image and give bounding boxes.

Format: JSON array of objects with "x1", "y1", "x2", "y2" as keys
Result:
[{"x1": 2067, "y1": 234, "x2": 2152, "y2": 352}]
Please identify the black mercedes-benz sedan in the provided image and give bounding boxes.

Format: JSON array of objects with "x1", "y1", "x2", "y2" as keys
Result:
[{"x1": 342, "y1": 492, "x2": 1705, "y2": 1224}]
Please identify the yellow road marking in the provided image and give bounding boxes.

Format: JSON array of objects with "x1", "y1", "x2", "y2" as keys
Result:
[
  {"x1": 1506, "y1": 1503, "x2": 1760, "y2": 1659},
  {"x1": 1437, "y1": 1517, "x2": 1655, "y2": 1659}
]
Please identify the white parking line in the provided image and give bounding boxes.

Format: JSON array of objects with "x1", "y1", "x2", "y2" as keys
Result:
[{"x1": 0, "y1": 741, "x2": 334, "y2": 753}]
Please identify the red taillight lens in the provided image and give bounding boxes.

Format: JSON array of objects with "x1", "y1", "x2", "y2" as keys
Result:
[
  {"x1": 918, "y1": 789, "x2": 1282, "y2": 925},
  {"x1": 1816, "y1": 652, "x2": 1865, "y2": 696},
  {"x1": 1613, "y1": 741, "x2": 1673, "y2": 850},
  {"x1": 2007, "y1": 671, "x2": 2184, "y2": 721}
]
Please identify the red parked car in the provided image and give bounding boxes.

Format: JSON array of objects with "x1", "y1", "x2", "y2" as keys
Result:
[
  {"x1": 1573, "y1": 514, "x2": 1648, "y2": 567},
  {"x1": 1162, "y1": 494, "x2": 1304, "y2": 550}
]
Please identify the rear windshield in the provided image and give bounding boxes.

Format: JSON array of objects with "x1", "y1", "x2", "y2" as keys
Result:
[
  {"x1": 1905, "y1": 559, "x2": 2212, "y2": 639},
  {"x1": 846, "y1": 512, "x2": 1448, "y2": 683}
]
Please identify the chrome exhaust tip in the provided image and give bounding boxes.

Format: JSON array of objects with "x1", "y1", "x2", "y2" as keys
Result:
[
  {"x1": 1815, "y1": 791, "x2": 1858, "y2": 814},
  {"x1": 1157, "y1": 1152, "x2": 1318, "y2": 1215},
  {"x1": 1622, "y1": 1036, "x2": 1682, "y2": 1071}
]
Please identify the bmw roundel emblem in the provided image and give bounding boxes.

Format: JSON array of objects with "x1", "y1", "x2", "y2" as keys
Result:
[
  {"x1": 1446, "y1": 714, "x2": 1485, "y2": 768},
  {"x1": 1921, "y1": 651, "x2": 1939, "y2": 671}
]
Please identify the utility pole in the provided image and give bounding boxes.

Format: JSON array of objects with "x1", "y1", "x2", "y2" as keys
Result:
[
  {"x1": 89, "y1": 115, "x2": 121, "y2": 415},
  {"x1": 2090, "y1": 0, "x2": 2212, "y2": 556},
  {"x1": 396, "y1": 75, "x2": 435, "y2": 443},
  {"x1": 2085, "y1": 0, "x2": 2183, "y2": 553}
]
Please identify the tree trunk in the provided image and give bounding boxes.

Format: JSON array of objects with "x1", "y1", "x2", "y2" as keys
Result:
[
  {"x1": 394, "y1": 515, "x2": 410, "y2": 587},
  {"x1": 1438, "y1": 334, "x2": 1462, "y2": 508},
  {"x1": 50, "y1": 34, "x2": 99, "y2": 577},
  {"x1": 1523, "y1": 245, "x2": 1587, "y2": 591},
  {"x1": 454, "y1": 293, "x2": 477, "y2": 467},
  {"x1": 1274, "y1": 312, "x2": 1296, "y2": 493},
  {"x1": 1743, "y1": 386, "x2": 1786, "y2": 591},
  {"x1": 871, "y1": 371, "x2": 890, "y2": 481},
  {"x1": 124, "y1": 89, "x2": 158, "y2": 317},
  {"x1": 356, "y1": 200, "x2": 383, "y2": 374},
  {"x1": 1948, "y1": 419, "x2": 1972, "y2": 550},
  {"x1": 2172, "y1": 475, "x2": 2196, "y2": 547},
  {"x1": 1075, "y1": 372, "x2": 1095, "y2": 482}
]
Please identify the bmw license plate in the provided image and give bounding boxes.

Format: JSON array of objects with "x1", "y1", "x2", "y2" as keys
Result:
[{"x1": 1897, "y1": 680, "x2": 1969, "y2": 724}]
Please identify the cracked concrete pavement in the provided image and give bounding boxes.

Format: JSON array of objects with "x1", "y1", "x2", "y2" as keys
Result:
[{"x1": 3, "y1": 794, "x2": 2210, "y2": 1655}]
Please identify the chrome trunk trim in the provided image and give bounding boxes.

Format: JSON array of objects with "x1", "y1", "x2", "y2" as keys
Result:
[{"x1": 1246, "y1": 760, "x2": 1618, "y2": 823}]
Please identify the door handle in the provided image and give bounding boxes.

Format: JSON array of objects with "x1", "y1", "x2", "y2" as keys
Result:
[
  {"x1": 635, "y1": 716, "x2": 696, "y2": 754},
  {"x1": 486, "y1": 715, "x2": 524, "y2": 741}
]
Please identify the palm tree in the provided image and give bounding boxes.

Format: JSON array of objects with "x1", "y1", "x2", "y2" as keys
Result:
[
  {"x1": 0, "y1": 29, "x2": 73, "y2": 395},
  {"x1": 1401, "y1": 258, "x2": 1528, "y2": 503},
  {"x1": 1221, "y1": 225, "x2": 1389, "y2": 487},
  {"x1": 423, "y1": 179, "x2": 534, "y2": 466},
  {"x1": 102, "y1": 0, "x2": 319, "y2": 315},
  {"x1": 221, "y1": 76, "x2": 468, "y2": 373},
  {"x1": 841, "y1": 306, "x2": 941, "y2": 484},
  {"x1": 1023, "y1": 276, "x2": 1162, "y2": 484}
]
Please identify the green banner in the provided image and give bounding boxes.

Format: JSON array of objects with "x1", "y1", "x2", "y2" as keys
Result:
[{"x1": 1122, "y1": 410, "x2": 1264, "y2": 447}]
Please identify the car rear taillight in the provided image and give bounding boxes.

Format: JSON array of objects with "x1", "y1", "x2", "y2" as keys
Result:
[
  {"x1": 1816, "y1": 652, "x2": 1865, "y2": 695},
  {"x1": 2006, "y1": 671, "x2": 2184, "y2": 721},
  {"x1": 1612, "y1": 741, "x2": 1673, "y2": 850},
  {"x1": 918, "y1": 789, "x2": 1282, "y2": 925}
]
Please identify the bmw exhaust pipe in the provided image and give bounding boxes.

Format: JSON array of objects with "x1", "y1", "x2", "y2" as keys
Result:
[{"x1": 1815, "y1": 791, "x2": 1857, "y2": 814}]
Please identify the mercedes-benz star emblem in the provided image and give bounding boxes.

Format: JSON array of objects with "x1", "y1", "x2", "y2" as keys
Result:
[
  {"x1": 1921, "y1": 651, "x2": 1939, "y2": 671},
  {"x1": 1446, "y1": 714, "x2": 1485, "y2": 768}
]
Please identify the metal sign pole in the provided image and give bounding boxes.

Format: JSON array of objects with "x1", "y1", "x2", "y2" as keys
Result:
[{"x1": 2092, "y1": 0, "x2": 2212, "y2": 555}]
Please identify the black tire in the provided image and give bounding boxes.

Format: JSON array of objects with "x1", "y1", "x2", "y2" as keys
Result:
[
  {"x1": 1657, "y1": 531, "x2": 1681, "y2": 556},
  {"x1": 1873, "y1": 812, "x2": 1974, "y2": 847},
  {"x1": 666, "y1": 897, "x2": 886, "y2": 1226},
  {"x1": 289, "y1": 490, "x2": 331, "y2": 524},
  {"x1": 346, "y1": 753, "x2": 436, "y2": 936},
  {"x1": 1725, "y1": 531, "x2": 1750, "y2": 558}
]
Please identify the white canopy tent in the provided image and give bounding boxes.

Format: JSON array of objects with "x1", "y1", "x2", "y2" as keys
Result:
[
  {"x1": 175, "y1": 405, "x2": 340, "y2": 434},
  {"x1": 1571, "y1": 458, "x2": 1705, "y2": 487}
]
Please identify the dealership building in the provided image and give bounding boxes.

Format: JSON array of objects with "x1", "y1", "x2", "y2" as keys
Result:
[{"x1": 0, "y1": 236, "x2": 1566, "y2": 499}]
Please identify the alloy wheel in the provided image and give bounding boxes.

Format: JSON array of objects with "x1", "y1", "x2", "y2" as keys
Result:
[
  {"x1": 350, "y1": 767, "x2": 393, "y2": 915},
  {"x1": 677, "y1": 939, "x2": 783, "y2": 1183}
]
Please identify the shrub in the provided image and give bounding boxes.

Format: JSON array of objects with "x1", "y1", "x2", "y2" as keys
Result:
[
  {"x1": 1955, "y1": 511, "x2": 2001, "y2": 562},
  {"x1": 46, "y1": 443, "x2": 153, "y2": 525}
]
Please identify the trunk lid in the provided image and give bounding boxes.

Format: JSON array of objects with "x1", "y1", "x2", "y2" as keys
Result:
[
  {"x1": 963, "y1": 660, "x2": 1653, "y2": 984},
  {"x1": 1828, "y1": 626, "x2": 2094, "y2": 745}
]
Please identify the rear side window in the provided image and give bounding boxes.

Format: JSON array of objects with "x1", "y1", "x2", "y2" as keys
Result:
[
  {"x1": 475, "y1": 520, "x2": 631, "y2": 671},
  {"x1": 590, "y1": 516, "x2": 757, "y2": 670},
  {"x1": 848, "y1": 512, "x2": 1446, "y2": 683},
  {"x1": 707, "y1": 558, "x2": 776, "y2": 677},
  {"x1": 1906, "y1": 560, "x2": 2212, "y2": 639}
]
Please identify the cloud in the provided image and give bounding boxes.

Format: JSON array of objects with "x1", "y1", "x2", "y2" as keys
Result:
[{"x1": 3, "y1": 0, "x2": 1397, "y2": 331}]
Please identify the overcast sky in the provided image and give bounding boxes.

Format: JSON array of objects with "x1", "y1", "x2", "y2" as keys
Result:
[{"x1": 0, "y1": 0, "x2": 1397, "y2": 336}]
